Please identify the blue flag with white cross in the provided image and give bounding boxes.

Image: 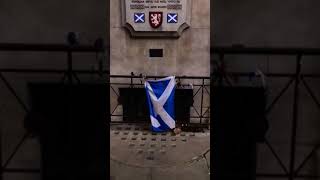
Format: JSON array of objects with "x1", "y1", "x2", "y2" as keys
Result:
[
  {"x1": 145, "y1": 76, "x2": 176, "y2": 132},
  {"x1": 167, "y1": 13, "x2": 178, "y2": 23},
  {"x1": 134, "y1": 13, "x2": 145, "y2": 23}
]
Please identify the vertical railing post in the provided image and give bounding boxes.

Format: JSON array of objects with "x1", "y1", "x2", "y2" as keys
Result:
[
  {"x1": 289, "y1": 54, "x2": 302, "y2": 180},
  {"x1": 67, "y1": 50, "x2": 73, "y2": 172},
  {"x1": 0, "y1": 126, "x2": 3, "y2": 180},
  {"x1": 218, "y1": 53, "x2": 224, "y2": 86},
  {"x1": 200, "y1": 78, "x2": 204, "y2": 124},
  {"x1": 67, "y1": 50, "x2": 73, "y2": 85}
]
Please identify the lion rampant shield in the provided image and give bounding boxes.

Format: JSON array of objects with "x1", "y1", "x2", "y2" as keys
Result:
[{"x1": 149, "y1": 12, "x2": 163, "y2": 28}]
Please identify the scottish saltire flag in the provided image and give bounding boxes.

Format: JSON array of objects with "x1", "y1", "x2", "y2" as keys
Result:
[
  {"x1": 134, "y1": 13, "x2": 145, "y2": 23},
  {"x1": 145, "y1": 76, "x2": 176, "y2": 132},
  {"x1": 167, "y1": 13, "x2": 178, "y2": 23}
]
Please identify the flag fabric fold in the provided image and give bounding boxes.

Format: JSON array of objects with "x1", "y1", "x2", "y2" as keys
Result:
[{"x1": 145, "y1": 76, "x2": 176, "y2": 132}]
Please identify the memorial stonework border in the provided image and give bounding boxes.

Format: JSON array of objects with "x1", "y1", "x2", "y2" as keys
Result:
[{"x1": 121, "y1": 0, "x2": 191, "y2": 38}]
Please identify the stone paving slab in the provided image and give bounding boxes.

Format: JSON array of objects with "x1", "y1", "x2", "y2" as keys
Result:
[{"x1": 110, "y1": 124, "x2": 210, "y2": 180}]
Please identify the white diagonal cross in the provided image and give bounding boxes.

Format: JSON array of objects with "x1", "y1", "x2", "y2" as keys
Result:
[
  {"x1": 145, "y1": 76, "x2": 176, "y2": 129},
  {"x1": 168, "y1": 14, "x2": 177, "y2": 23},
  {"x1": 135, "y1": 14, "x2": 144, "y2": 23}
]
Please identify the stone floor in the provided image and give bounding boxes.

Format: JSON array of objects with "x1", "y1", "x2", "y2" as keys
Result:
[{"x1": 110, "y1": 124, "x2": 210, "y2": 180}]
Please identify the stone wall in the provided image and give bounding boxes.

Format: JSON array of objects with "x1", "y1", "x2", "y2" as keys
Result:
[
  {"x1": 110, "y1": 0, "x2": 211, "y2": 123},
  {"x1": 110, "y1": 0, "x2": 210, "y2": 77}
]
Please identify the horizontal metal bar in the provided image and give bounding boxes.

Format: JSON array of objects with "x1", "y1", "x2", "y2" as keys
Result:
[
  {"x1": 3, "y1": 168, "x2": 40, "y2": 173},
  {"x1": 1, "y1": 69, "x2": 320, "y2": 78},
  {"x1": 212, "y1": 72, "x2": 320, "y2": 78},
  {"x1": 2, "y1": 43, "x2": 320, "y2": 55},
  {"x1": 110, "y1": 83, "x2": 143, "y2": 86},
  {"x1": 109, "y1": 82, "x2": 210, "y2": 87},
  {"x1": 110, "y1": 116, "x2": 151, "y2": 119},
  {"x1": 103, "y1": 73, "x2": 319, "y2": 78},
  {"x1": 0, "y1": 43, "x2": 104, "y2": 52},
  {"x1": 213, "y1": 72, "x2": 294, "y2": 77},
  {"x1": 110, "y1": 75, "x2": 211, "y2": 79},
  {"x1": 110, "y1": 121, "x2": 150, "y2": 125},
  {"x1": 3, "y1": 168, "x2": 319, "y2": 178},
  {"x1": 0, "y1": 69, "x2": 109, "y2": 74},
  {"x1": 256, "y1": 173, "x2": 320, "y2": 178},
  {"x1": 2, "y1": 166, "x2": 319, "y2": 178},
  {"x1": 190, "y1": 116, "x2": 210, "y2": 118},
  {"x1": 212, "y1": 46, "x2": 320, "y2": 55},
  {"x1": 0, "y1": 70, "x2": 211, "y2": 79},
  {"x1": 110, "y1": 121, "x2": 210, "y2": 126},
  {"x1": 111, "y1": 115, "x2": 210, "y2": 119}
]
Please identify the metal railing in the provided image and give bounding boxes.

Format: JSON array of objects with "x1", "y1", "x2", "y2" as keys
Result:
[
  {"x1": 0, "y1": 43, "x2": 106, "y2": 179},
  {"x1": 109, "y1": 75, "x2": 210, "y2": 126},
  {"x1": 0, "y1": 43, "x2": 320, "y2": 179},
  {"x1": 211, "y1": 46, "x2": 320, "y2": 180}
]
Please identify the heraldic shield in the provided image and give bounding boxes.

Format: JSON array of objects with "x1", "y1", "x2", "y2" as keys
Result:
[{"x1": 149, "y1": 12, "x2": 163, "y2": 28}]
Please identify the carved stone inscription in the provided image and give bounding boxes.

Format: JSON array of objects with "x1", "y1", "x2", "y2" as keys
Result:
[{"x1": 121, "y1": 0, "x2": 191, "y2": 37}]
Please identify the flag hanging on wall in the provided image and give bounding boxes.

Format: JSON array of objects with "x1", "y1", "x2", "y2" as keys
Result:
[{"x1": 145, "y1": 76, "x2": 176, "y2": 132}]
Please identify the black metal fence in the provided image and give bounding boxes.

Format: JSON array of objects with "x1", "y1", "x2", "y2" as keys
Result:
[
  {"x1": 109, "y1": 75, "x2": 210, "y2": 127},
  {"x1": 211, "y1": 46, "x2": 320, "y2": 180},
  {"x1": 0, "y1": 43, "x2": 106, "y2": 179},
  {"x1": 0, "y1": 43, "x2": 320, "y2": 179}
]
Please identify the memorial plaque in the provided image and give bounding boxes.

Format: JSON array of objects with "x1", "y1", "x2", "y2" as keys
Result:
[{"x1": 121, "y1": 0, "x2": 191, "y2": 38}]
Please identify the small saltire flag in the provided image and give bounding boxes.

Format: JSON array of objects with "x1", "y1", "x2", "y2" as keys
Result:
[
  {"x1": 145, "y1": 76, "x2": 176, "y2": 132},
  {"x1": 134, "y1": 13, "x2": 145, "y2": 23}
]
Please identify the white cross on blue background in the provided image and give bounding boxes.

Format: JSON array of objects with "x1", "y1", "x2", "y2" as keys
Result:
[
  {"x1": 167, "y1": 13, "x2": 178, "y2": 23},
  {"x1": 134, "y1": 13, "x2": 145, "y2": 23}
]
